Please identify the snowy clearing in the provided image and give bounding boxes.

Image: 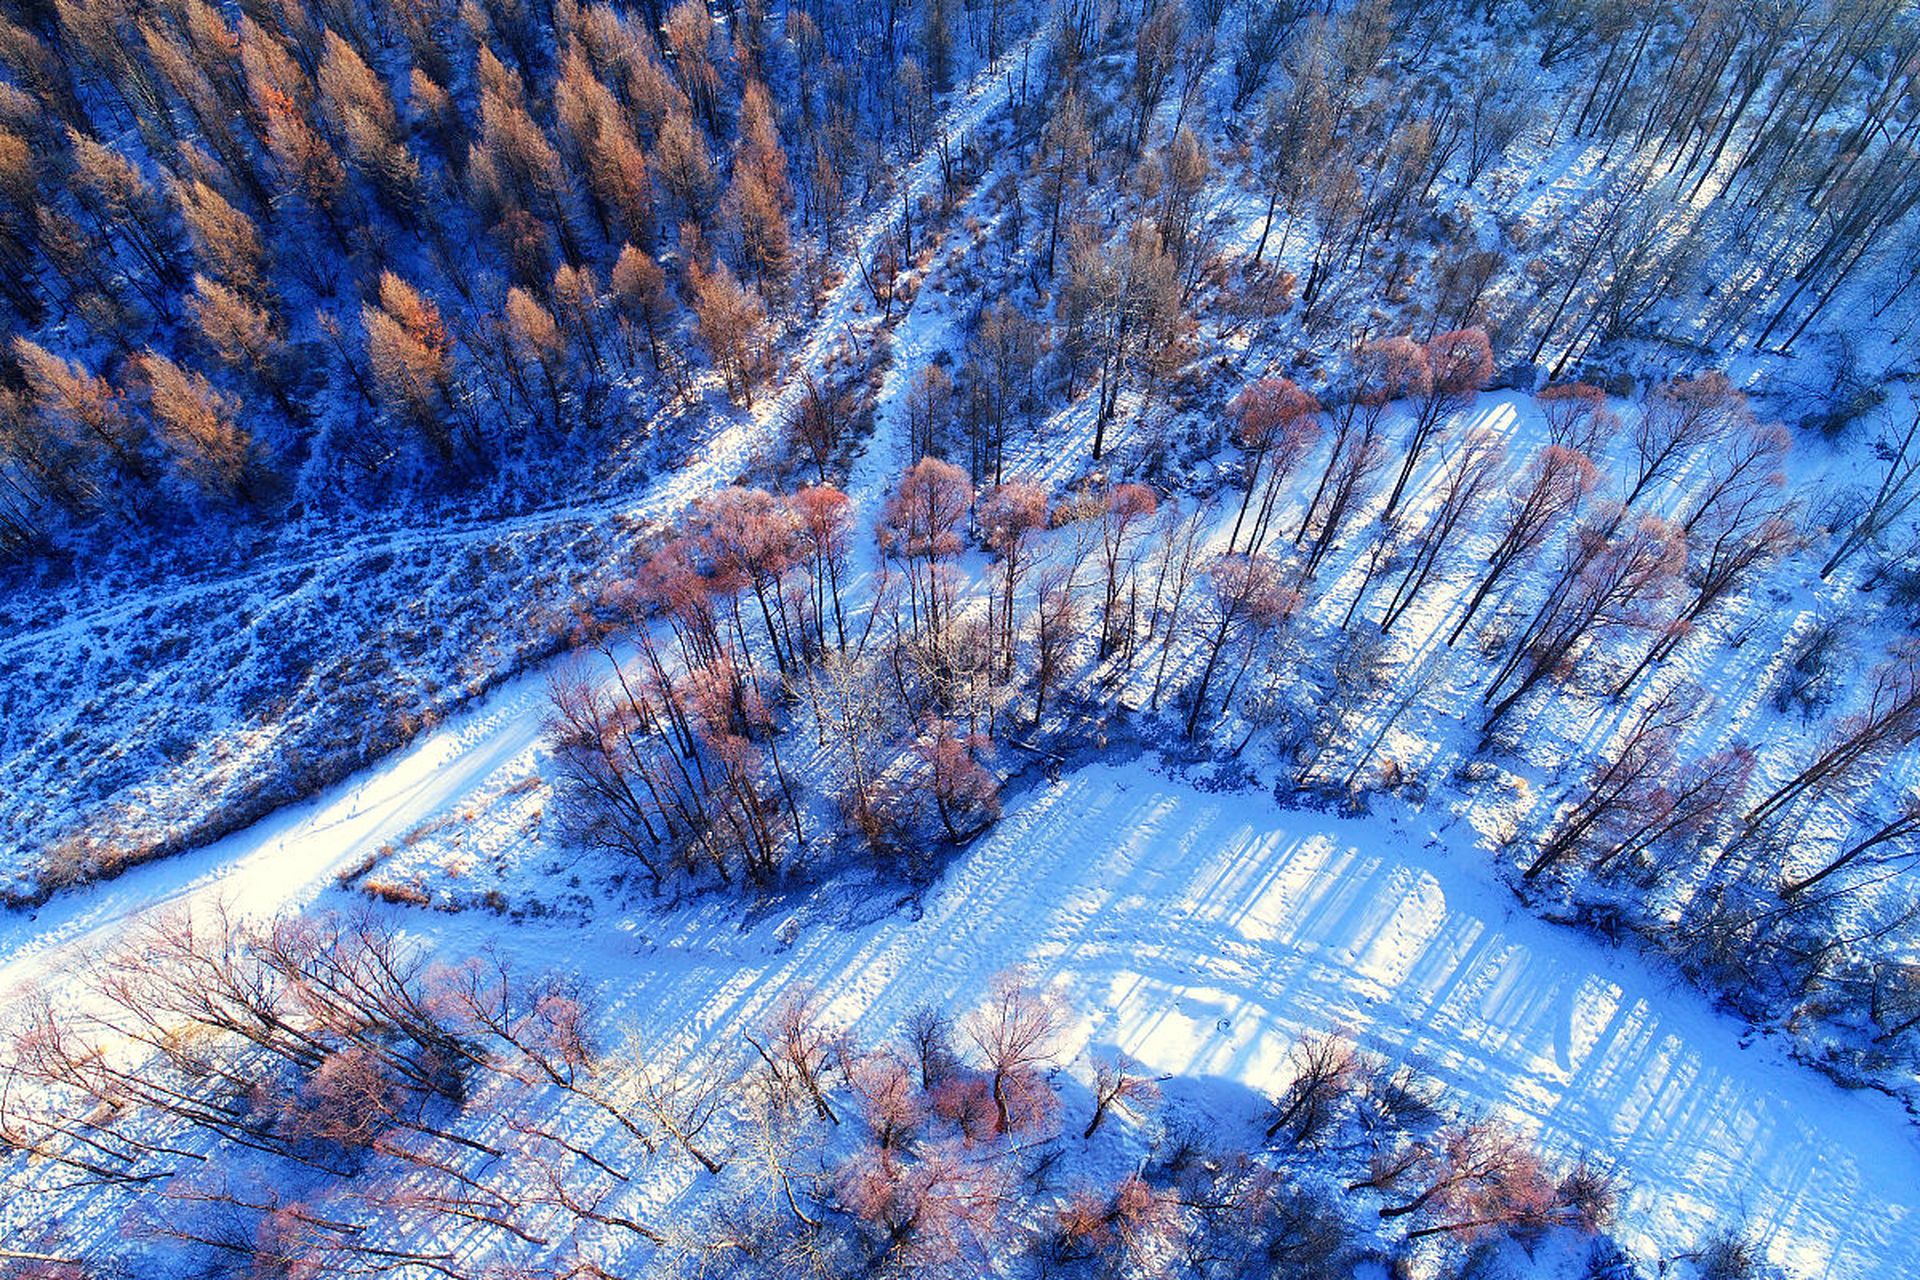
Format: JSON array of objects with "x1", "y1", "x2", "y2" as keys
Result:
[{"x1": 6, "y1": 738, "x2": 1916, "y2": 1277}]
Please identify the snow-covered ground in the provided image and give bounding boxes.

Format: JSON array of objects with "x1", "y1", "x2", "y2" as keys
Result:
[
  {"x1": 0, "y1": 30, "x2": 1039, "y2": 895},
  {"x1": 10, "y1": 17, "x2": 1920, "y2": 1274},
  {"x1": 6, "y1": 716, "x2": 1917, "y2": 1277}
]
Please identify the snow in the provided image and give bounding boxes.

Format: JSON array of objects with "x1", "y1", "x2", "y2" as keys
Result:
[
  {"x1": 7, "y1": 744, "x2": 1918, "y2": 1276},
  {"x1": 0, "y1": 667, "x2": 557, "y2": 987},
  {"x1": 10, "y1": 348, "x2": 1916, "y2": 1279},
  {"x1": 560, "y1": 760, "x2": 1916, "y2": 1279},
  {"x1": 9, "y1": 17, "x2": 1920, "y2": 1276}
]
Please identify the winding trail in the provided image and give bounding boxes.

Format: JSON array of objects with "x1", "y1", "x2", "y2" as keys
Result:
[{"x1": 545, "y1": 763, "x2": 1920, "y2": 1280}]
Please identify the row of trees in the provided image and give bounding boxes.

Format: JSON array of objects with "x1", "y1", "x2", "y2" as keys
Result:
[
  {"x1": 580, "y1": 341, "x2": 1890, "y2": 889},
  {"x1": 1079, "y1": 0, "x2": 1915, "y2": 400},
  {"x1": 0, "y1": 907, "x2": 1621, "y2": 1279}
]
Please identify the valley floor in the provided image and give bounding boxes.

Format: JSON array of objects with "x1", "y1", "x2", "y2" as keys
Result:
[{"x1": 5, "y1": 703, "x2": 1914, "y2": 1277}]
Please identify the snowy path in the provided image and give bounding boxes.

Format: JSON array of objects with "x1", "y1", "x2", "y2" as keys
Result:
[
  {"x1": 5, "y1": 35, "x2": 1916, "y2": 1277},
  {"x1": 0, "y1": 667, "x2": 557, "y2": 986},
  {"x1": 554, "y1": 763, "x2": 1920, "y2": 1279},
  {"x1": 5, "y1": 697, "x2": 1918, "y2": 1277}
]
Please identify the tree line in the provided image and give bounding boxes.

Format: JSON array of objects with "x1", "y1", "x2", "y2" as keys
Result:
[{"x1": 544, "y1": 334, "x2": 1919, "y2": 1068}]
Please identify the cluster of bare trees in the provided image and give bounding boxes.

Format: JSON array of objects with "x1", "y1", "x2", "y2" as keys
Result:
[
  {"x1": 791, "y1": 322, "x2": 1920, "y2": 1059},
  {"x1": 2, "y1": 913, "x2": 1627, "y2": 1279},
  {"x1": 0, "y1": 908, "x2": 730, "y2": 1276},
  {"x1": 571, "y1": 336, "x2": 1841, "y2": 924},
  {"x1": 735, "y1": 983, "x2": 1617, "y2": 1274},
  {"x1": 1152, "y1": 0, "x2": 1920, "y2": 401},
  {"x1": 549, "y1": 482, "x2": 857, "y2": 892}
]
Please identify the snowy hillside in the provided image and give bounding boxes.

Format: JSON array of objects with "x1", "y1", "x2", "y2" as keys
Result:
[{"x1": 4, "y1": 0, "x2": 1920, "y2": 1278}]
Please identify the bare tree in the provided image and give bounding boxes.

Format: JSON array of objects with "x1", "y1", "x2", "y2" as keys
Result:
[
  {"x1": 1526, "y1": 683, "x2": 1697, "y2": 881},
  {"x1": 1379, "y1": 328, "x2": 1493, "y2": 523},
  {"x1": 1185, "y1": 552, "x2": 1295, "y2": 739},
  {"x1": 1481, "y1": 513, "x2": 1686, "y2": 736},
  {"x1": 1449, "y1": 444, "x2": 1599, "y2": 646},
  {"x1": 1623, "y1": 373, "x2": 1750, "y2": 511},
  {"x1": 1376, "y1": 428, "x2": 1505, "y2": 634},
  {"x1": 1781, "y1": 792, "x2": 1920, "y2": 898},
  {"x1": 962, "y1": 969, "x2": 1067, "y2": 1135},
  {"x1": 980, "y1": 481, "x2": 1049, "y2": 680},
  {"x1": 1265, "y1": 1031, "x2": 1359, "y2": 1146},
  {"x1": 1746, "y1": 644, "x2": 1920, "y2": 830},
  {"x1": 1821, "y1": 403, "x2": 1920, "y2": 579},
  {"x1": 1225, "y1": 377, "x2": 1322, "y2": 558},
  {"x1": 1082, "y1": 1052, "x2": 1159, "y2": 1139}
]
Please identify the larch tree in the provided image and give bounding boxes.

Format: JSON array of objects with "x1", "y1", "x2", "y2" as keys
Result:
[
  {"x1": 186, "y1": 273, "x2": 300, "y2": 420},
  {"x1": 653, "y1": 106, "x2": 714, "y2": 226},
  {"x1": 135, "y1": 349, "x2": 257, "y2": 501},
  {"x1": 663, "y1": 0, "x2": 722, "y2": 128},
  {"x1": 504, "y1": 285, "x2": 568, "y2": 429},
  {"x1": 1155, "y1": 126, "x2": 1210, "y2": 278},
  {"x1": 64, "y1": 127, "x2": 185, "y2": 292},
  {"x1": 1061, "y1": 220, "x2": 1183, "y2": 460},
  {"x1": 551, "y1": 262, "x2": 608, "y2": 382},
  {"x1": 1250, "y1": 49, "x2": 1334, "y2": 267},
  {"x1": 1036, "y1": 86, "x2": 1092, "y2": 278},
  {"x1": 0, "y1": 125, "x2": 42, "y2": 324},
  {"x1": 905, "y1": 364, "x2": 954, "y2": 462},
  {"x1": 610, "y1": 242, "x2": 673, "y2": 374},
  {"x1": 316, "y1": 28, "x2": 421, "y2": 218},
  {"x1": 963, "y1": 302, "x2": 1041, "y2": 486},
  {"x1": 170, "y1": 175, "x2": 265, "y2": 298},
  {"x1": 471, "y1": 80, "x2": 580, "y2": 271},
  {"x1": 554, "y1": 46, "x2": 653, "y2": 249},
  {"x1": 687, "y1": 257, "x2": 767, "y2": 406},
  {"x1": 1126, "y1": 1, "x2": 1184, "y2": 155},
  {"x1": 1379, "y1": 327, "x2": 1493, "y2": 523},
  {"x1": 727, "y1": 77, "x2": 793, "y2": 290},
  {"x1": 363, "y1": 270, "x2": 462, "y2": 461},
  {"x1": 13, "y1": 336, "x2": 151, "y2": 486}
]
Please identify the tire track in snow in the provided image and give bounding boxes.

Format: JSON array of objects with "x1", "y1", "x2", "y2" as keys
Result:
[{"x1": 481, "y1": 763, "x2": 1920, "y2": 1280}]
